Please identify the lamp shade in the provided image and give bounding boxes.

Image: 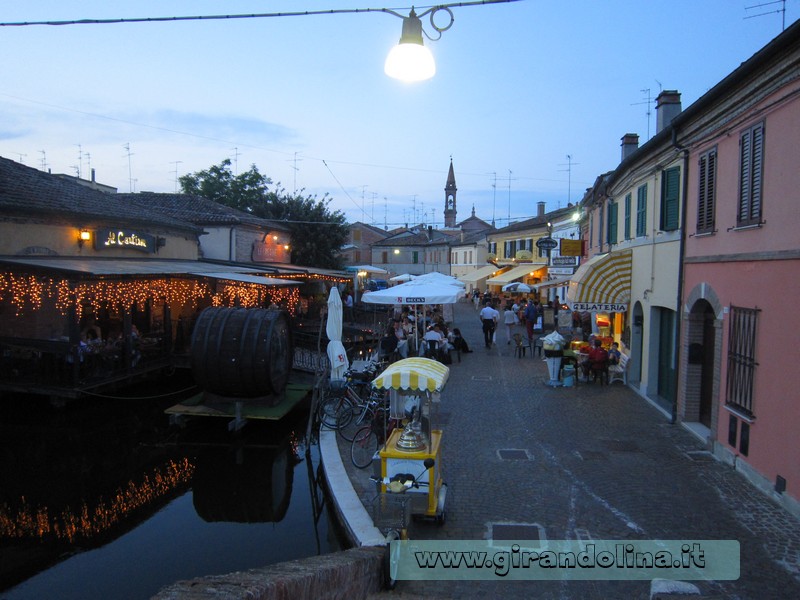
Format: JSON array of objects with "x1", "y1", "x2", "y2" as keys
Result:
[{"x1": 384, "y1": 12, "x2": 435, "y2": 82}]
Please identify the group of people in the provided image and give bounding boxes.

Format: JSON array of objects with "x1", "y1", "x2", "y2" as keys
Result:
[
  {"x1": 477, "y1": 296, "x2": 562, "y2": 349},
  {"x1": 578, "y1": 338, "x2": 622, "y2": 380},
  {"x1": 379, "y1": 313, "x2": 472, "y2": 364}
]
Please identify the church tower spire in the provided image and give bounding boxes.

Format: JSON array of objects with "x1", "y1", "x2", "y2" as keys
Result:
[{"x1": 444, "y1": 157, "x2": 457, "y2": 228}]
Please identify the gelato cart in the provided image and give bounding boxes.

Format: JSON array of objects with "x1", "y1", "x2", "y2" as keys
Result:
[{"x1": 372, "y1": 357, "x2": 448, "y2": 523}]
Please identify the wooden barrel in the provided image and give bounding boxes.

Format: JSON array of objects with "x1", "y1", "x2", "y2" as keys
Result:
[{"x1": 190, "y1": 307, "x2": 292, "y2": 399}]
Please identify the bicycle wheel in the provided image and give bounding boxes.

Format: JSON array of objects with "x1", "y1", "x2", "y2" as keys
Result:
[
  {"x1": 351, "y1": 426, "x2": 379, "y2": 469},
  {"x1": 337, "y1": 402, "x2": 374, "y2": 442},
  {"x1": 318, "y1": 394, "x2": 355, "y2": 430}
]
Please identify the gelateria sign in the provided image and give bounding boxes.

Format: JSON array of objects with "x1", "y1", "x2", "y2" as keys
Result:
[
  {"x1": 570, "y1": 302, "x2": 628, "y2": 312},
  {"x1": 97, "y1": 229, "x2": 156, "y2": 253}
]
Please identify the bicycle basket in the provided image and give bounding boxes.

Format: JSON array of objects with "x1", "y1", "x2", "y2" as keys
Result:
[
  {"x1": 371, "y1": 492, "x2": 426, "y2": 530},
  {"x1": 328, "y1": 379, "x2": 348, "y2": 393}
]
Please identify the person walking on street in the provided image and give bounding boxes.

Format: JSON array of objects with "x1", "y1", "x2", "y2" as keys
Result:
[
  {"x1": 503, "y1": 304, "x2": 517, "y2": 344},
  {"x1": 524, "y1": 299, "x2": 538, "y2": 343},
  {"x1": 479, "y1": 301, "x2": 499, "y2": 349}
]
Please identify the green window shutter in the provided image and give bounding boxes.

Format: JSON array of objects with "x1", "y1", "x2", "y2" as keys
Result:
[
  {"x1": 660, "y1": 166, "x2": 680, "y2": 231},
  {"x1": 624, "y1": 193, "x2": 632, "y2": 240},
  {"x1": 636, "y1": 184, "x2": 648, "y2": 237},
  {"x1": 607, "y1": 202, "x2": 618, "y2": 245}
]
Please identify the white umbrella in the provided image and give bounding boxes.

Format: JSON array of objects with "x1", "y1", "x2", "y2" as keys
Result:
[
  {"x1": 390, "y1": 273, "x2": 415, "y2": 282},
  {"x1": 413, "y1": 272, "x2": 466, "y2": 287},
  {"x1": 502, "y1": 282, "x2": 532, "y2": 293},
  {"x1": 326, "y1": 287, "x2": 349, "y2": 382},
  {"x1": 360, "y1": 278, "x2": 463, "y2": 305},
  {"x1": 361, "y1": 279, "x2": 462, "y2": 353}
]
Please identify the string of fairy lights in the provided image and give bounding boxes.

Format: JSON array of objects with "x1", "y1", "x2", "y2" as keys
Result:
[{"x1": 0, "y1": 272, "x2": 341, "y2": 318}]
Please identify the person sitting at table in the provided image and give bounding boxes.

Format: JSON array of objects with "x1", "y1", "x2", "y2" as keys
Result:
[
  {"x1": 449, "y1": 328, "x2": 472, "y2": 353},
  {"x1": 423, "y1": 324, "x2": 446, "y2": 359},
  {"x1": 81, "y1": 316, "x2": 102, "y2": 342},
  {"x1": 581, "y1": 338, "x2": 609, "y2": 380},
  {"x1": 608, "y1": 342, "x2": 622, "y2": 366},
  {"x1": 393, "y1": 320, "x2": 409, "y2": 358}
]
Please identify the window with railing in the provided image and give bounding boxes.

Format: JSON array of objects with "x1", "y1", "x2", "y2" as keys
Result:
[{"x1": 726, "y1": 305, "x2": 759, "y2": 417}]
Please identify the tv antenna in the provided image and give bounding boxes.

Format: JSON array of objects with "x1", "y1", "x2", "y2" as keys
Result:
[
  {"x1": 631, "y1": 88, "x2": 654, "y2": 140},
  {"x1": 123, "y1": 143, "x2": 134, "y2": 192},
  {"x1": 170, "y1": 161, "x2": 183, "y2": 192},
  {"x1": 75, "y1": 143, "x2": 83, "y2": 178},
  {"x1": 745, "y1": 0, "x2": 787, "y2": 30},
  {"x1": 232, "y1": 146, "x2": 241, "y2": 175},
  {"x1": 506, "y1": 169, "x2": 517, "y2": 225},
  {"x1": 559, "y1": 154, "x2": 580, "y2": 205},
  {"x1": 39, "y1": 150, "x2": 47, "y2": 171},
  {"x1": 289, "y1": 152, "x2": 302, "y2": 195},
  {"x1": 490, "y1": 172, "x2": 497, "y2": 227},
  {"x1": 15, "y1": 152, "x2": 26, "y2": 164}
]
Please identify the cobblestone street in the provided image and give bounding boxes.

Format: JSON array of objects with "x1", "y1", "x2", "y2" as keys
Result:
[{"x1": 338, "y1": 300, "x2": 800, "y2": 599}]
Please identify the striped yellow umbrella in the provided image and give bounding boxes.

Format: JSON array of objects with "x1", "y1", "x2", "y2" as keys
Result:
[{"x1": 372, "y1": 357, "x2": 450, "y2": 393}]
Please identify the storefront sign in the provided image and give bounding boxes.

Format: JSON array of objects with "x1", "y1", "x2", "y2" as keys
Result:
[
  {"x1": 560, "y1": 239, "x2": 584, "y2": 256},
  {"x1": 548, "y1": 267, "x2": 574, "y2": 276},
  {"x1": 551, "y1": 255, "x2": 577, "y2": 266},
  {"x1": 253, "y1": 241, "x2": 280, "y2": 262},
  {"x1": 570, "y1": 302, "x2": 628, "y2": 312},
  {"x1": 97, "y1": 229, "x2": 155, "y2": 253},
  {"x1": 536, "y1": 237, "x2": 558, "y2": 250}
]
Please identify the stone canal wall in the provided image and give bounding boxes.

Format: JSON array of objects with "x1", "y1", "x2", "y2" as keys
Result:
[{"x1": 151, "y1": 545, "x2": 384, "y2": 600}]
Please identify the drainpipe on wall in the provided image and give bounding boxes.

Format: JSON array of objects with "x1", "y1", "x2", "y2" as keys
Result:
[{"x1": 672, "y1": 127, "x2": 690, "y2": 425}]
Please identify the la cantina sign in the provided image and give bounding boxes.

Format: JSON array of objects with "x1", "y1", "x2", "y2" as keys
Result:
[{"x1": 97, "y1": 228, "x2": 155, "y2": 253}]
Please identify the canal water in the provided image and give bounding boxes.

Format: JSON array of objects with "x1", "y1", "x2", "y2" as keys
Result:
[{"x1": 0, "y1": 372, "x2": 345, "y2": 600}]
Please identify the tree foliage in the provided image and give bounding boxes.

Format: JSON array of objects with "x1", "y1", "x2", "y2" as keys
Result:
[{"x1": 180, "y1": 159, "x2": 348, "y2": 269}]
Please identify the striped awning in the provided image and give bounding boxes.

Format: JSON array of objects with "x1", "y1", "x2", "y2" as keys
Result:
[
  {"x1": 372, "y1": 357, "x2": 450, "y2": 393},
  {"x1": 566, "y1": 250, "x2": 632, "y2": 312}
]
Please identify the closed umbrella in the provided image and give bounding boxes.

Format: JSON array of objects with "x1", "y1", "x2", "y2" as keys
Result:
[{"x1": 326, "y1": 287, "x2": 349, "y2": 382}]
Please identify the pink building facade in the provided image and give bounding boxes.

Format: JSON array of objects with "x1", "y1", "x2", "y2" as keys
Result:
[{"x1": 678, "y1": 21, "x2": 800, "y2": 516}]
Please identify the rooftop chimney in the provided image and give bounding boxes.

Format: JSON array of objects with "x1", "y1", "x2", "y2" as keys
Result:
[
  {"x1": 656, "y1": 90, "x2": 681, "y2": 133},
  {"x1": 621, "y1": 133, "x2": 639, "y2": 161},
  {"x1": 537, "y1": 201, "x2": 546, "y2": 218}
]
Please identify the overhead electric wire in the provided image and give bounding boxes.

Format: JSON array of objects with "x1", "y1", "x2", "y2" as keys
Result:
[{"x1": 0, "y1": 1, "x2": 522, "y2": 28}]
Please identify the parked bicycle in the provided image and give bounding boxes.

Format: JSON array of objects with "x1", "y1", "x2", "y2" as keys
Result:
[
  {"x1": 350, "y1": 402, "x2": 404, "y2": 469},
  {"x1": 316, "y1": 361, "x2": 379, "y2": 431}
]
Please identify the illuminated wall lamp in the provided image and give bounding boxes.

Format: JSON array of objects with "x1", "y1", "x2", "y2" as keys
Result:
[{"x1": 78, "y1": 229, "x2": 91, "y2": 248}]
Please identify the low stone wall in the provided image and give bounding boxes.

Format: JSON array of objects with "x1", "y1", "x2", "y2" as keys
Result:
[{"x1": 151, "y1": 545, "x2": 384, "y2": 600}]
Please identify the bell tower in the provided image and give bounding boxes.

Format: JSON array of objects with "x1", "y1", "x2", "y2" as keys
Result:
[{"x1": 444, "y1": 158, "x2": 457, "y2": 228}]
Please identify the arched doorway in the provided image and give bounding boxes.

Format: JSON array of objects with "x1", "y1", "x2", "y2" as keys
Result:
[{"x1": 682, "y1": 290, "x2": 721, "y2": 432}]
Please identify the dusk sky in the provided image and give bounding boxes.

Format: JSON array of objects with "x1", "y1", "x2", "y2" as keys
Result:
[{"x1": 1, "y1": 1, "x2": 796, "y2": 229}]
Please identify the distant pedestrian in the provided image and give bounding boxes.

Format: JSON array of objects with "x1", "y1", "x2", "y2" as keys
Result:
[
  {"x1": 503, "y1": 304, "x2": 517, "y2": 344},
  {"x1": 524, "y1": 299, "x2": 538, "y2": 342},
  {"x1": 344, "y1": 291, "x2": 354, "y2": 324},
  {"x1": 479, "y1": 301, "x2": 499, "y2": 348}
]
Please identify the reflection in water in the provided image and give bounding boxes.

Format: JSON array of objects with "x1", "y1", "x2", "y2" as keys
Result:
[
  {"x1": 0, "y1": 458, "x2": 195, "y2": 542},
  {"x1": 0, "y1": 380, "x2": 344, "y2": 598},
  {"x1": 192, "y1": 434, "x2": 298, "y2": 524}
]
